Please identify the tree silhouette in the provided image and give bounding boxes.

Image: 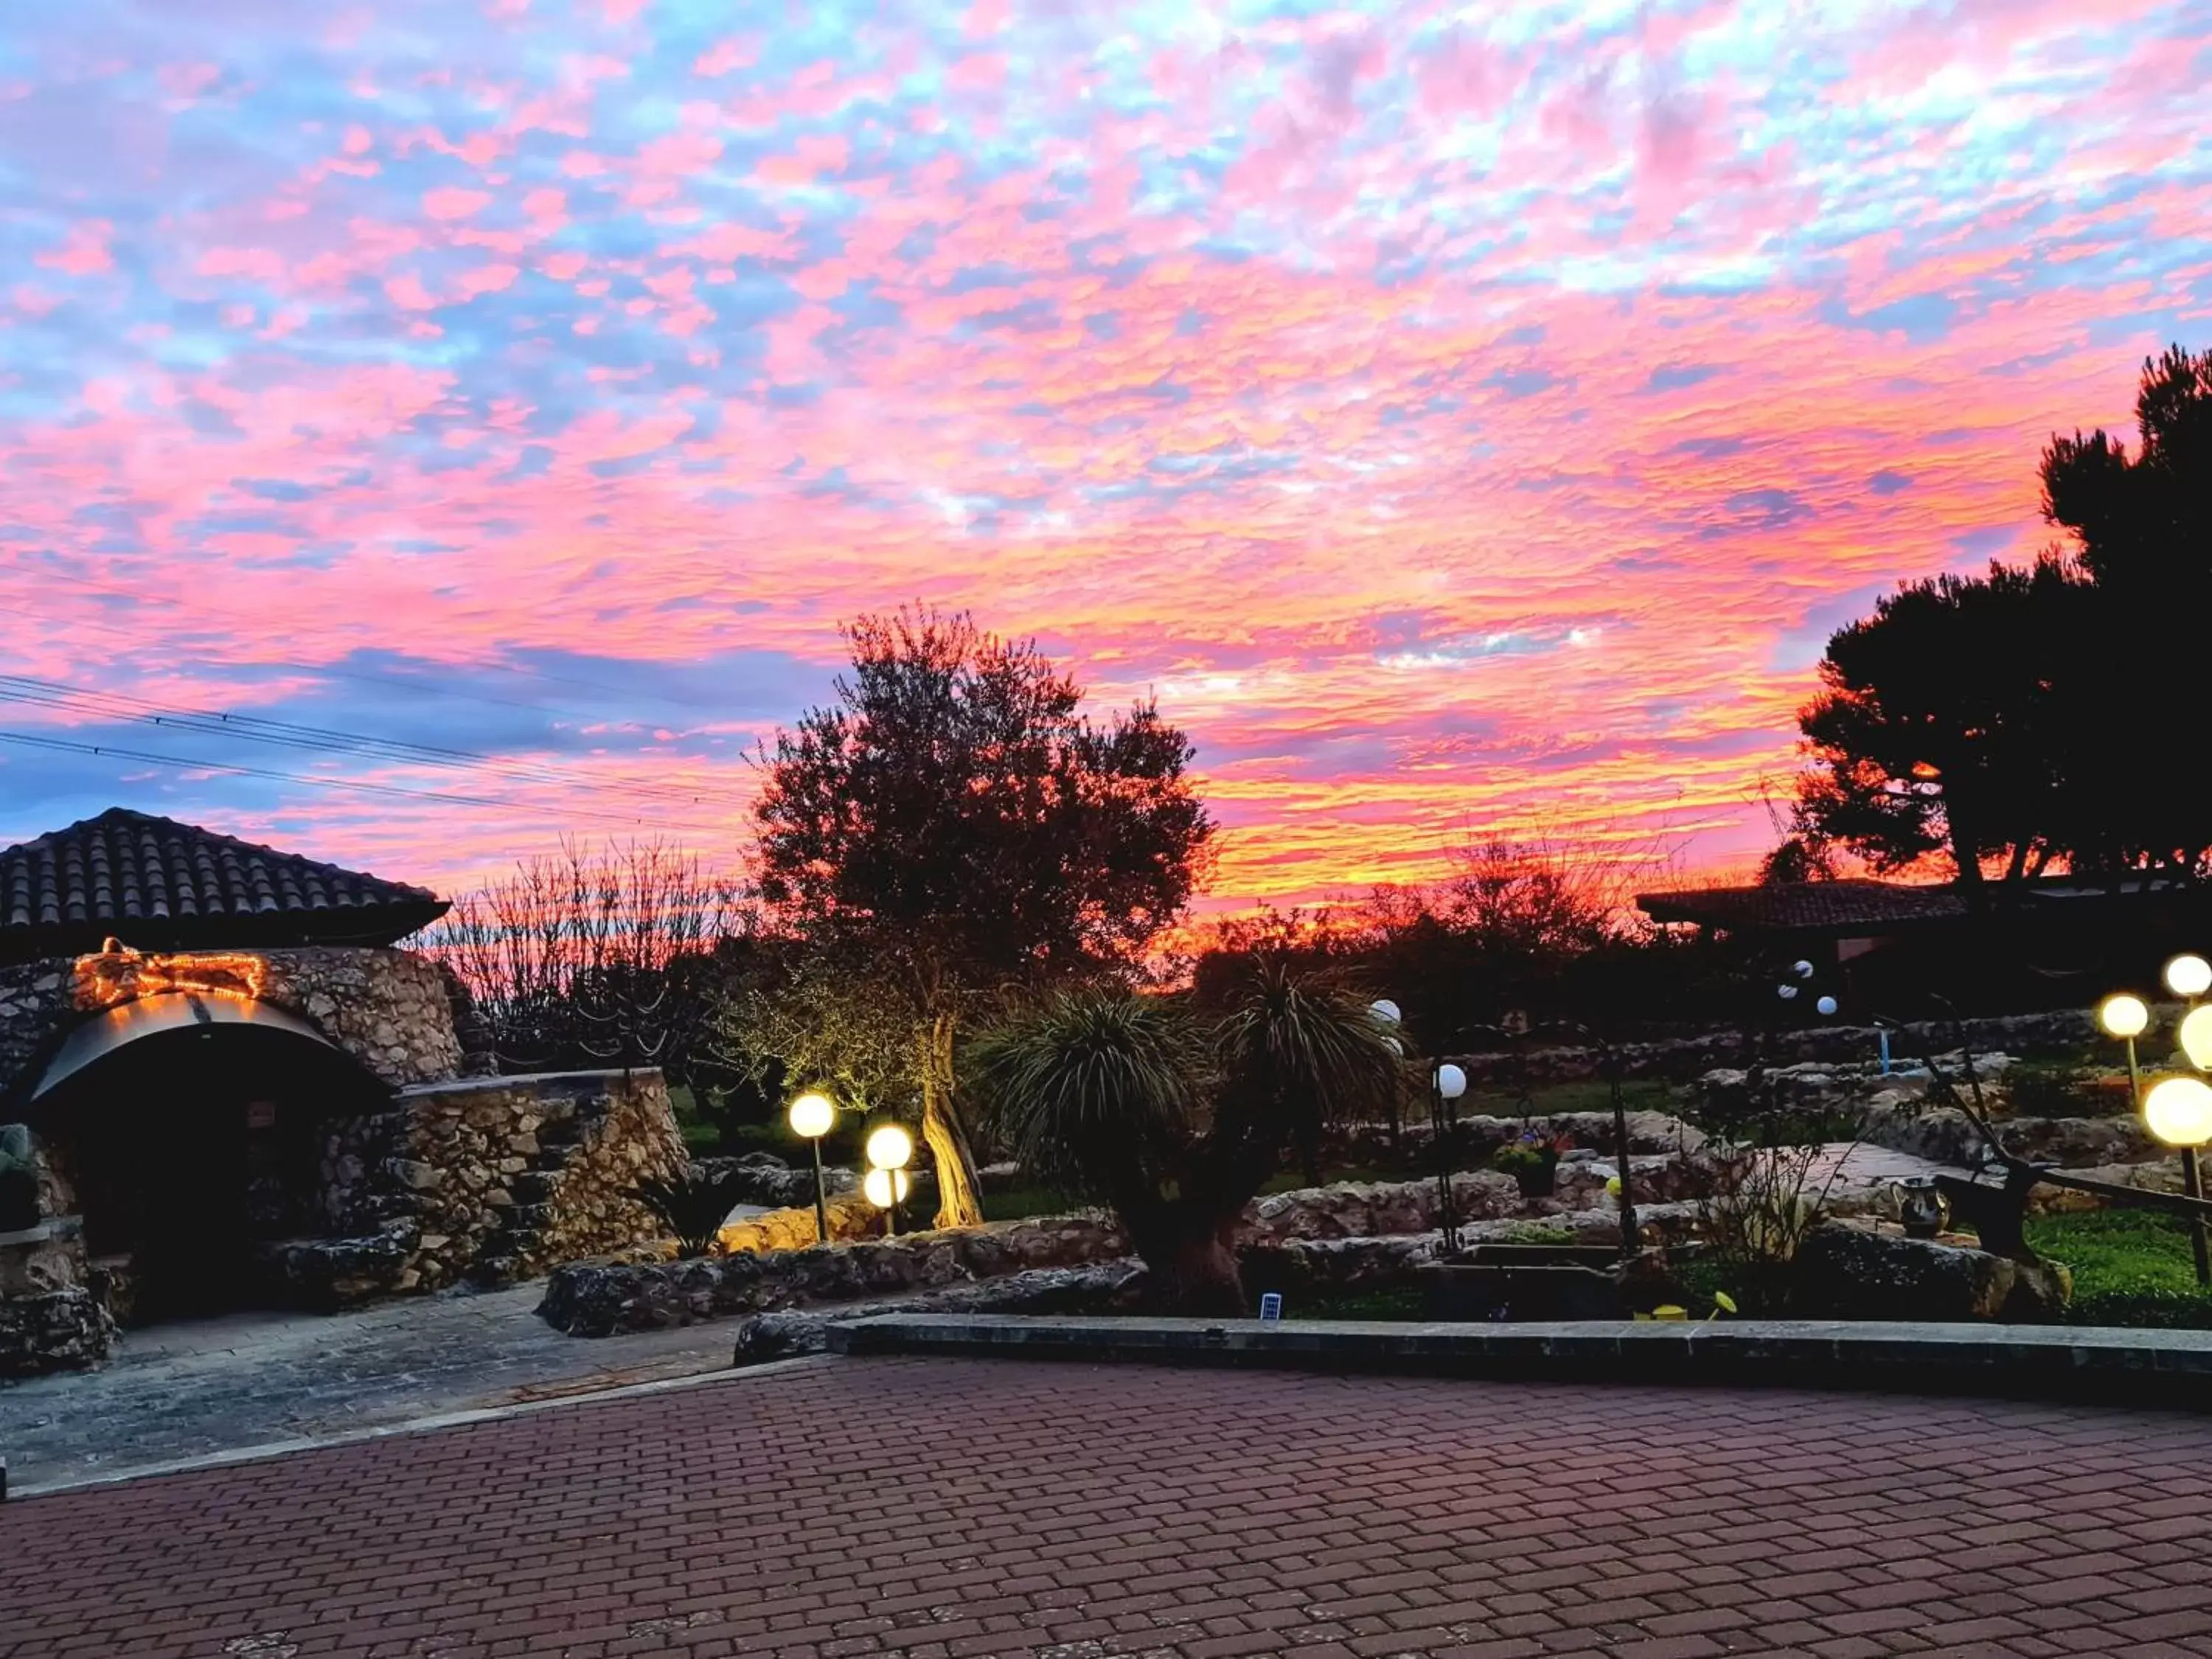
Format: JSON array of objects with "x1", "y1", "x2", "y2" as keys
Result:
[
  {"x1": 1789, "y1": 344, "x2": 2211, "y2": 887},
  {"x1": 1795, "y1": 558, "x2": 2088, "y2": 891}
]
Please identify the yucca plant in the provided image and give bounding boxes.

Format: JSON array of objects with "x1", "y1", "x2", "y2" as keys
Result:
[
  {"x1": 630, "y1": 1166, "x2": 751, "y2": 1259},
  {"x1": 973, "y1": 958, "x2": 1403, "y2": 1314}
]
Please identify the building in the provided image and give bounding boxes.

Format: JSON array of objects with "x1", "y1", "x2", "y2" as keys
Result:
[
  {"x1": 0, "y1": 810, "x2": 686, "y2": 1379},
  {"x1": 1636, "y1": 875, "x2": 2212, "y2": 1010}
]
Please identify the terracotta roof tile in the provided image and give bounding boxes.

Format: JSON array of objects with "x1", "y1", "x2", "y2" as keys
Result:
[
  {"x1": 0, "y1": 807, "x2": 448, "y2": 963},
  {"x1": 1636, "y1": 879, "x2": 1970, "y2": 933}
]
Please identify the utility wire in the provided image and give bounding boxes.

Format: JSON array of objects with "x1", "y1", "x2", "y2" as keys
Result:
[
  {"x1": 14, "y1": 593, "x2": 729, "y2": 714},
  {"x1": 0, "y1": 675, "x2": 749, "y2": 812},
  {"x1": 0, "y1": 728, "x2": 740, "y2": 838}
]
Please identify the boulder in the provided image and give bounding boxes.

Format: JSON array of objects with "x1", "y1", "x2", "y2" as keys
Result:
[
  {"x1": 1239, "y1": 1172, "x2": 1523, "y2": 1244},
  {"x1": 1791, "y1": 1222, "x2": 2070, "y2": 1322}
]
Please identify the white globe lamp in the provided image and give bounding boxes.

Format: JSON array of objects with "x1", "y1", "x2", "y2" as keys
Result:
[
  {"x1": 2166, "y1": 954, "x2": 2212, "y2": 999},
  {"x1": 2143, "y1": 1077, "x2": 2212, "y2": 1149}
]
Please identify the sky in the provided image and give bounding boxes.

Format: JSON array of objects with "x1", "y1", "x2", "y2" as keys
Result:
[{"x1": 1, "y1": 0, "x2": 2208, "y2": 914}]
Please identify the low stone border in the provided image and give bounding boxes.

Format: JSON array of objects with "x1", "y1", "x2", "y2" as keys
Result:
[{"x1": 826, "y1": 1312, "x2": 2212, "y2": 1409}]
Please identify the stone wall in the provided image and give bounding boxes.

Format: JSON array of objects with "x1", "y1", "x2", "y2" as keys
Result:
[
  {"x1": 279, "y1": 1068, "x2": 689, "y2": 1304},
  {"x1": 0, "y1": 1286, "x2": 112, "y2": 1380},
  {"x1": 0, "y1": 961, "x2": 74, "y2": 1105},
  {"x1": 1447, "y1": 1008, "x2": 2098, "y2": 1088},
  {"x1": 543, "y1": 1214, "x2": 1128, "y2": 1336},
  {"x1": 68, "y1": 945, "x2": 463, "y2": 1087},
  {"x1": 1, "y1": 944, "x2": 467, "y2": 1106}
]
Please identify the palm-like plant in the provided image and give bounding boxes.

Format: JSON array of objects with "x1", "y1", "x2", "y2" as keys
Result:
[
  {"x1": 973, "y1": 958, "x2": 1404, "y2": 1314},
  {"x1": 630, "y1": 1166, "x2": 749, "y2": 1259}
]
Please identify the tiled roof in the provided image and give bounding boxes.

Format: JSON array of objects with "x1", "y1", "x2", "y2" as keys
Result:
[
  {"x1": 1636, "y1": 879, "x2": 1970, "y2": 934},
  {"x1": 0, "y1": 808, "x2": 448, "y2": 962}
]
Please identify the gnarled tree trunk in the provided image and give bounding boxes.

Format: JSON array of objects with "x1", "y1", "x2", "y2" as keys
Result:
[
  {"x1": 918, "y1": 1010, "x2": 984, "y2": 1229},
  {"x1": 1125, "y1": 1202, "x2": 1248, "y2": 1316}
]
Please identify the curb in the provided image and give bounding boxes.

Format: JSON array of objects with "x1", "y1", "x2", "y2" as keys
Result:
[{"x1": 826, "y1": 1314, "x2": 2212, "y2": 1409}]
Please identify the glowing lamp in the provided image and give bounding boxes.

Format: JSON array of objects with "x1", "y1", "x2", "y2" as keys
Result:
[
  {"x1": 2166, "y1": 955, "x2": 2212, "y2": 1000},
  {"x1": 1777, "y1": 984, "x2": 1798, "y2": 1001},
  {"x1": 1433, "y1": 1063, "x2": 1467, "y2": 1101},
  {"x1": 1816, "y1": 995, "x2": 1838, "y2": 1017},
  {"x1": 2098, "y1": 995, "x2": 2150, "y2": 1040},
  {"x1": 2181, "y1": 1005, "x2": 2212, "y2": 1072},
  {"x1": 1368, "y1": 998, "x2": 1402, "y2": 1026},
  {"x1": 2143, "y1": 1077, "x2": 2212, "y2": 1149},
  {"x1": 787, "y1": 1091, "x2": 838, "y2": 1247},
  {"x1": 864, "y1": 1123, "x2": 914, "y2": 1172},
  {"x1": 787, "y1": 1091, "x2": 835, "y2": 1140},
  {"x1": 863, "y1": 1166, "x2": 912, "y2": 1208},
  {"x1": 1793, "y1": 960, "x2": 1815, "y2": 980}
]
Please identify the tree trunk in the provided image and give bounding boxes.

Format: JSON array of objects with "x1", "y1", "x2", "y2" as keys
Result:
[
  {"x1": 918, "y1": 1011, "x2": 984, "y2": 1230},
  {"x1": 1125, "y1": 1202, "x2": 1248, "y2": 1315},
  {"x1": 1151, "y1": 1225, "x2": 1248, "y2": 1317}
]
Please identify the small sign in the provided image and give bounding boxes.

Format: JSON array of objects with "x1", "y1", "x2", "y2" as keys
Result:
[
  {"x1": 245, "y1": 1101, "x2": 277, "y2": 1131},
  {"x1": 1258, "y1": 1292, "x2": 1283, "y2": 1324}
]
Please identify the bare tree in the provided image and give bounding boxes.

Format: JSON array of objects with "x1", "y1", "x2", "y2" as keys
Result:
[{"x1": 425, "y1": 841, "x2": 750, "y2": 1078}]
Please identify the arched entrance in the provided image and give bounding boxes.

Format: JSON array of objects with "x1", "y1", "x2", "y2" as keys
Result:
[{"x1": 27, "y1": 994, "x2": 392, "y2": 1321}]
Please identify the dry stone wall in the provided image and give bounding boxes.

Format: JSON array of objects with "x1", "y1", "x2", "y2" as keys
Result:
[
  {"x1": 543, "y1": 1214, "x2": 1129, "y2": 1336},
  {"x1": 69, "y1": 945, "x2": 463, "y2": 1085},
  {"x1": 1, "y1": 945, "x2": 466, "y2": 1105},
  {"x1": 0, "y1": 962, "x2": 74, "y2": 1106},
  {"x1": 1449, "y1": 1009, "x2": 2098, "y2": 1088},
  {"x1": 282, "y1": 1068, "x2": 689, "y2": 1303}
]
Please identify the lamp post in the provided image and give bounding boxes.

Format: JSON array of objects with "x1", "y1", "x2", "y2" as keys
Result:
[
  {"x1": 863, "y1": 1123, "x2": 914, "y2": 1237},
  {"x1": 2098, "y1": 959, "x2": 2212, "y2": 1286},
  {"x1": 2161, "y1": 953, "x2": 2212, "y2": 1285},
  {"x1": 2143, "y1": 1077, "x2": 2212, "y2": 1285},
  {"x1": 1369, "y1": 999, "x2": 1405, "y2": 1151},
  {"x1": 787, "y1": 1090, "x2": 838, "y2": 1245},
  {"x1": 1433, "y1": 1062, "x2": 1468, "y2": 1254}
]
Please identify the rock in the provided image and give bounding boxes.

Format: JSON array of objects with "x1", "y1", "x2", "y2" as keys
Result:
[
  {"x1": 730, "y1": 1262, "x2": 1148, "y2": 1364},
  {"x1": 0, "y1": 1216, "x2": 87, "y2": 1295},
  {"x1": 0, "y1": 1285, "x2": 114, "y2": 1377},
  {"x1": 544, "y1": 1214, "x2": 1130, "y2": 1338},
  {"x1": 1790, "y1": 1222, "x2": 2070, "y2": 1322}
]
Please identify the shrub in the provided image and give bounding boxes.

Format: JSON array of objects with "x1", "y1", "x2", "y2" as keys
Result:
[
  {"x1": 2002, "y1": 1059, "x2": 2102, "y2": 1119},
  {"x1": 2058, "y1": 1289, "x2": 2212, "y2": 1330},
  {"x1": 630, "y1": 1166, "x2": 751, "y2": 1258},
  {"x1": 1680, "y1": 1074, "x2": 1873, "y2": 1303}
]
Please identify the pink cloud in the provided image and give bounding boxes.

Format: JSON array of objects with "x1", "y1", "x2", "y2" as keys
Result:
[
  {"x1": 422, "y1": 187, "x2": 493, "y2": 220},
  {"x1": 38, "y1": 220, "x2": 114, "y2": 276},
  {"x1": 692, "y1": 36, "x2": 759, "y2": 77},
  {"x1": 383, "y1": 273, "x2": 438, "y2": 309},
  {"x1": 453, "y1": 262, "x2": 519, "y2": 299}
]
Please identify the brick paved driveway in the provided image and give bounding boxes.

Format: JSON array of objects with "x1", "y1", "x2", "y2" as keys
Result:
[{"x1": 4, "y1": 1357, "x2": 2210, "y2": 1658}]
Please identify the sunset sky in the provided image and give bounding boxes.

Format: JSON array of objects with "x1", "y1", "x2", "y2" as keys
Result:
[{"x1": 1, "y1": 0, "x2": 2206, "y2": 912}]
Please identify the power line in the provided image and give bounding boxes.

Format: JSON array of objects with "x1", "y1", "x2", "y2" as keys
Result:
[
  {"x1": 13, "y1": 594, "x2": 733, "y2": 716},
  {"x1": 0, "y1": 675, "x2": 751, "y2": 813},
  {"x1": 0, "y1": 728, "x2": 741, "y2": 838}
]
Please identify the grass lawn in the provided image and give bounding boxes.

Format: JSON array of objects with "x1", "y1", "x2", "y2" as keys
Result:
[
  {"x1": 979, "y1": 1184, "x2": 1084, "y2": 1223},
  {"x1": 1460, "y1": 1079, "x2": 1679, "y2": 1119},
  {"x1": 2019, "y1": 1209, "x2": 2212, "y2": 1327}
]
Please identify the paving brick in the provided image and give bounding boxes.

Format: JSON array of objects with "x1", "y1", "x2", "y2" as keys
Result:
[{"x1": 1, "y1": 1358, "x2": 2209, "y2": 1659}]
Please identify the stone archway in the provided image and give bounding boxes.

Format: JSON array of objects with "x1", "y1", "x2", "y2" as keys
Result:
[{"x1": 26, "y1": 993, "x2": 392, "y2": 1322}]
